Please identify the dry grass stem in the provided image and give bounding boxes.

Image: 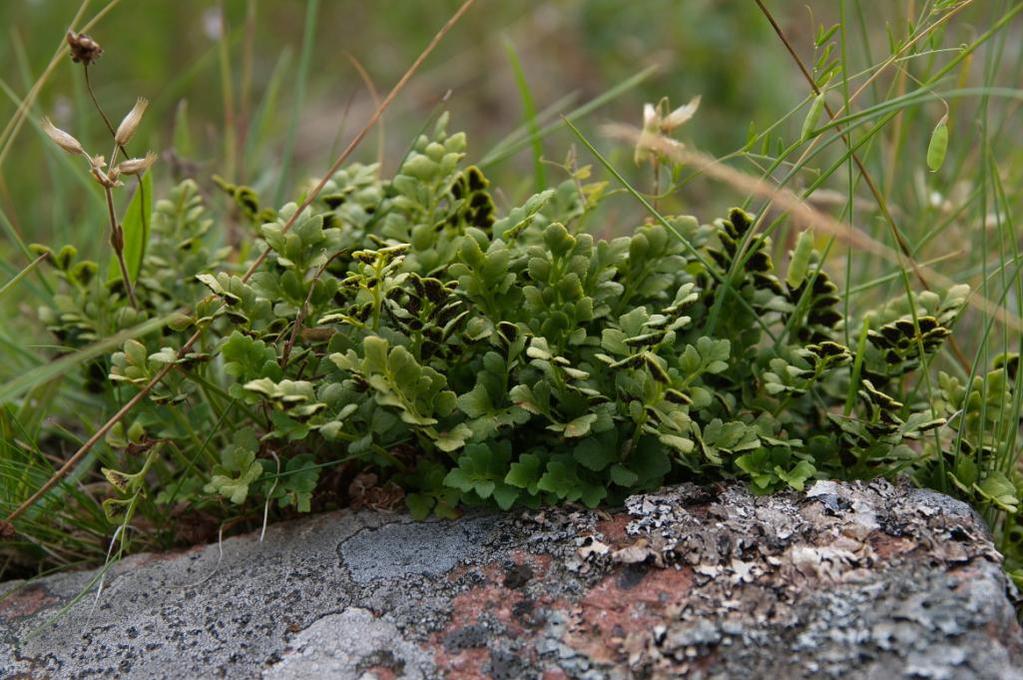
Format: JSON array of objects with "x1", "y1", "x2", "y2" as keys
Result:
[{"x1": 604, "y1": 123, "x2": 1023, "y2": 334}]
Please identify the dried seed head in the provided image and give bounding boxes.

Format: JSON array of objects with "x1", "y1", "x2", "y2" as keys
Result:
[
  {"x1": 41, "y1": 117, "x2": 86, "y2": 155},
  {"x1": 115, "y1": 97, "x2": 149, "y2": 146},
  {"x1": 116, "y1": 151, "x2": 157, "y2": 176},
  {"x1": 89, "y1": 155, "x2": 122, "y2": 188},
  {"x1": 66, "y1": 30, "x2": 103, "y2": 65}
]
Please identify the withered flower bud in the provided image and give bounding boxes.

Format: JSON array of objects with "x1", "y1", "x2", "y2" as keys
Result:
[
  {"x1": 41, "y1": 117, "x2": 86, "y2": 155},
  {"x1": 115, "y1": 97, "x2": 148, "y2": 146},
  {"x1": 116, "y1": 151, "x2": 157, "y2": 176},
  {"x1": 634, "y1": 95, "x2": 701, "y2": 166},
  {"x1": 661, "y1": 95, "x2": 701, "y2": 131},
  {"x1": 66, "y1": 30, "x2": 103, "y2": 65}
]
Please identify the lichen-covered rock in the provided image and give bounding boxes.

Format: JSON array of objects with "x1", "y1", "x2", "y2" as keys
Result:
[{"x1": 1, "y1": 479, "x2": 1020, "y2": 679}]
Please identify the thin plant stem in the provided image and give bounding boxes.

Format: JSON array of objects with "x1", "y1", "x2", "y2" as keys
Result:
[
  {"x1": 82, "y1": 65, "x2": 116, "y2": 138},
  {"x1": 102, "y1": 184, "x2": 137, "y2": 308},
  {"x1": 82, "y1": 63, "x2": 142, "y2": 308}
]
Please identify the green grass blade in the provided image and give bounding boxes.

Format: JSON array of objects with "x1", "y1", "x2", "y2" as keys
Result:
[
  {"x1": 0, "y1": 314, "x2": 169, "y2": 404},
  {"x1": 244, "y1": 49, "x2": 292, "y2": 180},
  {"x1": 107, "y1": 170, "x2": 152, "y2": 284},
  {"x1": 502, "y1": 37, "x2": 545, "y2": 192},
  {"x1": 0, "y1": 253, "x2": 46, "y2": 301},
  {"x1": 172, "y1": 99, "x2": 193, "y2": 157},
  {"x1": 274, "y1": 0, "x2": 319, "y2": 205},
  {"x1": 480, "y1": 64, "x2": 658, "y2": 168}
]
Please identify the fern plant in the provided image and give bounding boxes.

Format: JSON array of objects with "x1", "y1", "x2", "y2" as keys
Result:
[{"x1": 9, "y1": 115, "x2": 983, "y2": 570}]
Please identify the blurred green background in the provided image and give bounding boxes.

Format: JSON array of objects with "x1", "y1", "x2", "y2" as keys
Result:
[
  {"x1": 1, "y1": 0, "x2": 1020, "y2": 305},
  {"x1": 0, "y1": 0, "x2": 803, "y2": 261}
]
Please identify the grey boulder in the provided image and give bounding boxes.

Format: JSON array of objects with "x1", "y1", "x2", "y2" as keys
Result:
[{"x1": 1, "y1": 479, "x2": 1020, "y2": 678}]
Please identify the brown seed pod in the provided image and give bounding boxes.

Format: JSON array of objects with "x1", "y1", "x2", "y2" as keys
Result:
[{"x1": 66, "y1": 30, "x2": 103, "y2": 65}]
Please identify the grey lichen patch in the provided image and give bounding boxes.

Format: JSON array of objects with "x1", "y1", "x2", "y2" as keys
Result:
[
  {"x1": 905, "y1": 486, "x2": 981, "y2": 519},
  {"x1": 263, "y1": 607, "x2": 435, "y2": 679},
  {"x1": 0, "y1": 507, "x2": 374, "y2": 678},
  {"x1": 794, "y1": 560, "x2": 1020, "y2": 679},
  {"x1": 339, "y1": 515, "x2": 497, "y2": 583},
  {"x1": 601, "y1": 479, "x2": 1020, "y2": 678}
]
